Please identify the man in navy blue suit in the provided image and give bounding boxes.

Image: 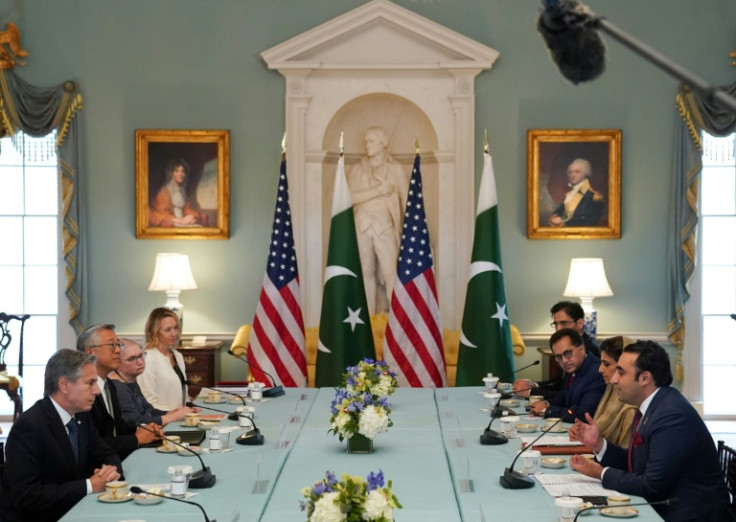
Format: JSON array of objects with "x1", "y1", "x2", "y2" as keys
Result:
[
  {"x1": 570, "y1": 340, "x2": 730, "y2": 522},
  {"x1": 0, "y1": 349, "x2": 123, "y2": 521},
  {"x1": 529, "y1": 328, "x2": 606, "y2": 422}
]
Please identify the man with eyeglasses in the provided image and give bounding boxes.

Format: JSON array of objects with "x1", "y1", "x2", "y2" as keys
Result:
[
  {"x1": 109, "y1": 339, "x2": 198, "y2": 431},
  {"x1": 77, "y1": 324, "x2": 161, "y2": 460},
  {"x1": 528, "y1": 328, "x2": 605, "y2": 422}
]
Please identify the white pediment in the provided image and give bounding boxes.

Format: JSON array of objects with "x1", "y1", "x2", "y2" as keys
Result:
[{"x1": 261, "y1": 0, "x2": 499, "y2": 70}]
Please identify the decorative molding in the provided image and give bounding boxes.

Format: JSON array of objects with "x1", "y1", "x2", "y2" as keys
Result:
[{"x1": 261, "y1": 0, "x2": 499, "y2": 328}]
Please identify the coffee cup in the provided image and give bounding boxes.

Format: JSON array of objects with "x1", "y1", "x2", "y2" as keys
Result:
[
  {"x1": 528, "y1": 395, "x2": 544, "y2": 403},
  {"x1": 105, "y1": 480, "x2": 128, "y2": 500},
  {"x1": 162, "y1": 435, "x2": 181, "y2": 451},
  {"x1": 544, "y1": 417, "x2": 561, "y2": 430},
  {"x1": 555, "y1": 496, "x2": 583, "y2": 522},
  {"x1": 183, "y1": 413, "x2": 201, "y2": 426},
  {"x1": 521, "y1": 449, "x2": 541, "y2": 474},
  {"x1": 239, "y1": 406, "x2": 256, "y2": 427}
]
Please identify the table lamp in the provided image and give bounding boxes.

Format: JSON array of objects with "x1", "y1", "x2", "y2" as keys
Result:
[
  {"x1": 562, "y1": 258, "x2": 613, "y2": 341},
  {"x1": 148, "y1": 253, "x2": 198, "y2": 326}
]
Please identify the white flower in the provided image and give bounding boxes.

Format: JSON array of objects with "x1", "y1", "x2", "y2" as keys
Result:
[
  {"x1": 358, "y1": 405, "x2": 390, "y2": 440},
  {"x1": 362, "y1": 489, "x2": 393, "y2": 521},
  {"x1": 310, "y1": 491, "x2": 346, "y2": 522},
  {"x1": 369, "y1": 376, "x2": 393, "y2": 397},
  {"x1": 331, "y1": 411, "x2": 351, "y2": 437}
]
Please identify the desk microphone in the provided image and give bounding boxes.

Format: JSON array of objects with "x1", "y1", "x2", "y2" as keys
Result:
[
  {"x1": 235, "y1": 416, "x2": 265, "y2": 446},
  {"x1": 185, "y1": 384, "x2": 245, "y2": 420},
  {"x1": 572, "y1": 498, "x2": 678, "y2": 522},
  {"x1": 501, "y1": 381, "x2": 555, "y2": 401},
  {"x1": 494, "y1": 360, "x2": 541, "y2": 383},
  {"x1": 138, "y1": 424, "x2": 216, "y2": 488},
  {"x1": 186, "y1": 401, "x2": 239, "y2": 421},
  {"x1": 480, "y1": 407, "x2": 509, "y2": 446},
  {"x1": 130, "y1": 486, "x2": 216, "y2": 522},
  {"x1": 499, "y1": 406, "x2": 576, "y2": 489},
  {"x1": 227, "y1": 349, "x2": 285, "y2": 398}
]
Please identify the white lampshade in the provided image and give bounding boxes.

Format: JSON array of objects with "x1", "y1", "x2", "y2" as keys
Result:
[
  {"x1": 148, "y1": 253, "x2": 198, "y2": 292},
  {"x1": 563, "y1": 258, "x2": 613, "y2": 298}
]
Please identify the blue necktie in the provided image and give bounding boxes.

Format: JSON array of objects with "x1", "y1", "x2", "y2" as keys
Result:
[{"x1": 67, "y1": 418, "x2": 79, "y2": 463}]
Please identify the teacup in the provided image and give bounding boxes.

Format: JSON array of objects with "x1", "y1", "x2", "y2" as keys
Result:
[
  {"x1": 239, "y1": 406, "x2": 256, "y2": 427},
  {"x1": 483, "y1": 392, "x2": 501, "y2": 409},
  {"x1": 162, "y1": 435, "x2": 181, "y2": 451},
  {"x1": 183, "y1": 413, "x2": 201, "y2": 426},
  {"x1": 544, "y1": 417, "x2": 561, "y2": 430},
  {"x1": 555, "y1": 496, "x2": 583, "y2": 522},
  {"x1": 497, "y1": 382, "x2": 513, "y2": 394},
  {"x1": 528, "y1": 395, "x2": 545, "y2": 403},
  {"x1": 207, "y1": 390, "x2": 223, "y2": 403},
  {"x1": 521, "y1": 449, "x2": 541, "y2": 474},
  {"x1": 105, "y1": 480, "x2": 128, "y2": 500}
]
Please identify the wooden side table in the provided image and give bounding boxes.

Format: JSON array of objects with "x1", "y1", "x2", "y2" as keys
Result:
[{"x1": 179, "y1": 344, "x2": 222, "y2": 389}]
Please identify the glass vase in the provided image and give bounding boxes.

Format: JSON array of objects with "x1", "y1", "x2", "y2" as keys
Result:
[{"x1": 346, "y1": 433, "x2": 373, "y2": 454}]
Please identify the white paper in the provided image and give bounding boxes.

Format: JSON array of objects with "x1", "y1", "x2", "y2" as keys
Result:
[
  {"x1": 534, "y1": 473, "x2": 620, "y2": 497},
  {"x1": 520, "y1": 435, "x2": 584, "y2": 447}
]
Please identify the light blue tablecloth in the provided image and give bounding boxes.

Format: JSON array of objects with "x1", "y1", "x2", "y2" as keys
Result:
[{"x1": 60, "y1": 389, "x2": 319, "y2": 522}]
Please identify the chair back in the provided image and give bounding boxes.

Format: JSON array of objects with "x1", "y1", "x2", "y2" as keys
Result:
[
  {"x1": 0, "y1": 313, "x2": 30, "y2": 376},
  {"x1": 718, "y1": 440, "x2": 736, "y2": 521}
]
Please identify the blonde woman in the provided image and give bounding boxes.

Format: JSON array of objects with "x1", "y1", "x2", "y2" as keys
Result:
[
  {"x1": 569, "y1": 336, "x2": 637, "y2": 446},
  {"x1": 138, "y1": 307, "x2": 189, "y2": 411}
]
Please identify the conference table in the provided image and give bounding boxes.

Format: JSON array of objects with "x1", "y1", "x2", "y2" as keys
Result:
[{"x1": 61, "y1": 387, "x2": 663, "y2": 521}]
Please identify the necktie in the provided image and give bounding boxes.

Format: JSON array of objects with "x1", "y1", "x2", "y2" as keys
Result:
[
  {"x1": 568, "y1": 374, "x2": 575, "y2": 388},
  {"x1": 627, "y1": 409, "x2": 642, "y2": 472},
  {"x1": 103, "y1": 380, "x2": 117, "y2": 436},
  {"x1": 67, "y1": 418, "x2": 79, "y2": 463}
]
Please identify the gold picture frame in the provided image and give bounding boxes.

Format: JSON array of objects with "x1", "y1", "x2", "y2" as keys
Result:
[
  {"x1": 527, "y1": 129, "x2": 621, "y2": 239},
  {"x1": 136, "y1": 129, "x2": 230, "y2": 239}
]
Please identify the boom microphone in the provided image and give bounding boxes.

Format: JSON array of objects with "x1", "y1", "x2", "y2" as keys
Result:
[
  {"x1": 480, "y1": 408, "x2": 510, "y2": 446},
  {"x1": 494, "y1": 360, "x2": 541, "y2": 383},
  {"x1": 537, "y1": 0, "x2": 605, "y2": 84},
  {"x1": 185, "y1": 384, "x2": 244, "y2": 420},
  {"x1": 572, "y1": 498, "x2": 678, "y2": 522},
  {"x1": 227, "y1": 349, "x2": 285, "y2": 398},
  {"x1": 500, "y1": 406, "x2": 576, "y2": 489},
  {"x1": 130, "y1": 486, "x2": 216, "y2": 522},
  {"x1": 235, "y1": 417, "x2": 265, "y2": 446},
  {"x1": 138, "y1": 424, "x2": 216, "y2": 488}
]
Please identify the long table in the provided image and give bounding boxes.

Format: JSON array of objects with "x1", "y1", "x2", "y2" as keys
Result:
[{"x1": 61, "y1": 387, "x2": 663, "y2": 521}]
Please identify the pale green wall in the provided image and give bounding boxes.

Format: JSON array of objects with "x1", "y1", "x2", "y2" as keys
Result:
[{"x1": 6, "y1": 1, "x2": 735, "y2": 353}]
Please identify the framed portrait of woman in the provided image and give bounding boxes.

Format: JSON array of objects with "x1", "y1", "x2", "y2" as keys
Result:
[
  {"x1": 136, "y1": 129, "x2": 230, "y2": 239},
  {"x1": 527, "y1": 129, "x2": 621, "y2": 239}
]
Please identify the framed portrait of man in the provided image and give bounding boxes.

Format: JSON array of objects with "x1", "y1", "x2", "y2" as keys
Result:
[
  {"x1": 135, "y1": 129, "x2": 230, "y2": 239},
  {"x1": 527, "y1": 129, "x2": 621, "y2": 239}
]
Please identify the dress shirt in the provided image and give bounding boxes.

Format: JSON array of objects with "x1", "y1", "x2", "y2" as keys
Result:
[{"x1": 49, "y1": 397, "x2": 93, "y2": 494}]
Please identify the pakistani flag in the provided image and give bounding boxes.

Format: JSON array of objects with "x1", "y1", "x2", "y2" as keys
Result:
[
  {"x1": 315, "y1": 155, "x2": 376, "y2": 387},
  {"x1": 456, "y1": 151, "x2": 515, "y2": 386}
]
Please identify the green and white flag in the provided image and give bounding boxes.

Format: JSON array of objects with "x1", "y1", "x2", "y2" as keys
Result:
[
  {"x1": 315, "y1": 155, "x2": 376, "y2": 387},
  {"x1": 456, "y1": 151, "x2": 515, "y2": 386}
]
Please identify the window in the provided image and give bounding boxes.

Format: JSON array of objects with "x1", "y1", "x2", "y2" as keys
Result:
[
  {"x1": 0, "y1": 131, "x2": 70, "y2": 415},
  {"x1": 700, "y1": 132, "x2": 736, "y2": 417}
]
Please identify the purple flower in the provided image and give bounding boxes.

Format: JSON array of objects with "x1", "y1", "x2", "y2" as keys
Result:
[
  {"x1": 366, "y1": 470, "x2": 384, "y2": 492},
  {"x1": 325, "y1": 471, "x2": 337, "y2": 485}
]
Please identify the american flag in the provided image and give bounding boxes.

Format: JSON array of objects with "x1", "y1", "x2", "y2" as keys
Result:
[
  {"x1": 383, "y1": 154, "x2": 447, "y2": 388},
  {"x1": 247, "y1": 158, "x2": 307, "y2": 387}
]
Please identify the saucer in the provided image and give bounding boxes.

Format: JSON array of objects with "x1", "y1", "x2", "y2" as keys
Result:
[
  {"x1": 516, "y1": 423, "x2": 538, "y2": 433},
  {"x1": 203, "y1": 398, "x2": 225, "y2": 404},
  {"x1": 197, "y1": 420, "x2": 220, "y2": 428},
  {"x1": 500, "y1": 399, "x2": 521, "y2": 408},
  {"x1": 155, "y1": 445, "x2": 178, "y2": 453},
  {"x1": 97, "y1": 491, "x2": 133, "y2": 503},
  {"x1": 540, "y1": 457, "x2": 566, "y2": 469},
  {"x1": 134, "y1": 493, "x2": 163, "y2": 505},
  {"x1": 228, "y1": 396, "x2": 247, "y2": 404},
  {"x1": 200, "y1": 414, "x2": 225, "y2": 421},
  {"x1": 600, "y1": 507, "x2": 639, "y2": 518},
  {"x1": 177, "y1": 445, "x2": 201, "y2": 456},
  {"x1": 543, "y1": 426, "x2": 567, "y2": 433},
  {"x1": 180, "y1": 422, "x2": 201, "y2": 427}
]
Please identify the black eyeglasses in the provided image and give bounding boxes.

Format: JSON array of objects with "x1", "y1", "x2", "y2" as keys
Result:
[
  {"x1": 123, "y1": 354, "x2": 145, "y2": 363},
  {"x1": 553, "y1": 348, "x2": 578, "y2": 362},
  {"x1": 550, "y1": 320, "x2": 576, "y2": 329},
  {"x1": 89, "y1": 341, "x2": 124, "y2": 351}
]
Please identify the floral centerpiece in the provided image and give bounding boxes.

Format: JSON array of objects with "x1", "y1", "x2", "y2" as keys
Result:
[
  {"x1": 330, "y1": 359, "x2": 395, "y2": 453},
  {"x1": 341, "y1": 359, "x2": 398, "y2": 398},
  {"x1": 300, "y1": 469, "x2": 402, "y2": 522}
]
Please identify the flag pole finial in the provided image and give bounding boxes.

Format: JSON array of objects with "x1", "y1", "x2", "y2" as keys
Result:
[
  {"x1": 483, "y1": 129, "x2": 489, "y2": 154},
  {"x1": 415, "y1": 135, "x2": 420, "y2": 155},
  {"x1": 281, "y1": 132, "x2": 287, "y2": 158},
  {"x1": 339, "y1": 132, "x2": 344, "y2": 157}
]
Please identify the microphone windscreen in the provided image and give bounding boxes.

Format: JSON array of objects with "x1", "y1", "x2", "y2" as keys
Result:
[{"x1": 537, "y1": 0, "x2": 605, "y2": 84}]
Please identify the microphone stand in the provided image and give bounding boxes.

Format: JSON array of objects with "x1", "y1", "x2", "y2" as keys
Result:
[
  {"x1": 235, "y1": 417, "x2": 265, "y2": 446},
  {"x1": 480, "y1": 408, "x2": 508, "y2": 446},
  {"x1": 130, "y1": 486, "x2": 216, "y2": 522},
  {"x1": 138, "y1": 424, "x2": 216, "y2": 488},
  {"x1": 494, "y1": 360, "x2": 541, "y2": 383},
  {"x1": 227, "y1": 349, "x2": 285, "y2": 398},
  {"x1": 551, "y1": 0, "x2": 736, "y2": 113},
  {"x1": 187, "y1": 401, "x2": 239, "y2": 422},
  {"x1": 572, "y1": 499, "x2": 677, "y2": 522}
]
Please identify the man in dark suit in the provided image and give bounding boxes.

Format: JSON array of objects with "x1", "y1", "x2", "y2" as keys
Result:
[
  {"x1": 0, "y1": 349, "x2": 123, "y2": 521},
  {"x1": 529, "y1": 328, "x2": 606, "y2": 422},
  {"x1": 77, "y1": 324, "x2": 160, "y2": 460},
  {"x1": 570, "y1": 340, "x2": 730, "y2": 522}
]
